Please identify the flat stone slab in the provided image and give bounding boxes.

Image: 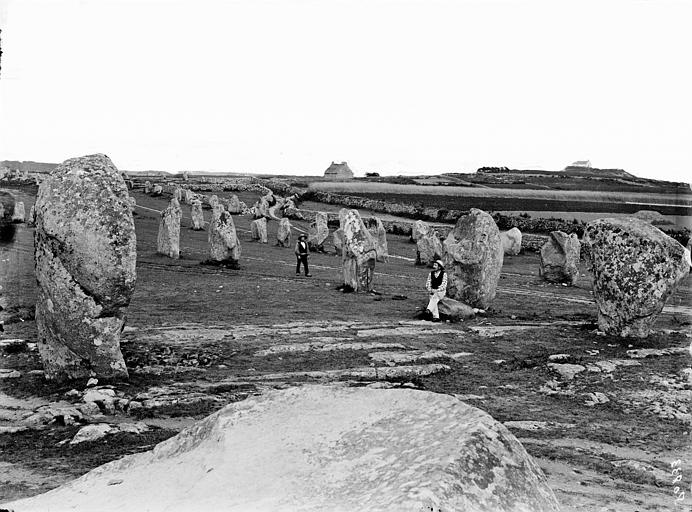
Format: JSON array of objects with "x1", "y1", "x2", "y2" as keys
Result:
[
  {"x1": 4, "y1": 385, "x2": 560, "y2": 512},
  {"x1": 626, "y1": 347, "x2": 689, "y2": 359}
]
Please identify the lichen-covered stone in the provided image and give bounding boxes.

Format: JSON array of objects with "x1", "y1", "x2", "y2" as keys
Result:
[
  {"x1": 341, "y1": 209, "x2": 385, "y2": 292},
  {"x1": 308, "y1": 211, "x2": 329, "y2": 251},
  {"x1": 368, "y1": 217, "x2": 388, "y2": 262},
  {"x1": 333, "y1": 228, "x2": 344, "y2": 255},
  {"x1": 33, "y1": 154, "x2": 135, "y2": 381},
  {"x1": 224, "y1": 195, "x2": 242, "y2": 214},
  {"x1": 208, "y1": 205, "x2": 241, "y2": 264},
  {"x1": 277, "y1": 217, "x2": 292, "y2": 247},
  {"x1": 539, "y1": 231, "x2": 580, "y2": 285},
  {"x1": 4, "y1": 386, "x2": 560, "y2": 512},
  {"x1": 583, "y1": 217, "x2": 690, "y2": 337},
  {"x1": 438, "y1": 297, "x2": 477, "y2": 321},
  {"x1": 501, "y1": 227, "x2": 522, "y2": 256},
  {"x1": 157, "y1": 198, "x2": 182, "y2": 258},
  {"x1": 416, "y1": 231, "x2": 443, "y2": 266},
  {"x1": 443, "y1": 208, "x2": 503, "y2": 309},
  {"x1": 250, "y1": 217, "x2": 268, "y2": 243},
  {"x1": 411, "y1": 220, "x2": 430, "y2": 242},
  {"x1": 190, "y1": 200, "x2": 205, "y2": 230}
]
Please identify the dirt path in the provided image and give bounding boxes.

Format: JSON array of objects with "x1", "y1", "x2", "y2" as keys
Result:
[{"x1": 1, "y1": 188, "x2": 690, "y2": 510}]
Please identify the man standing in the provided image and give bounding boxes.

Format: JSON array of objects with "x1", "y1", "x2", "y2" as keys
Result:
[
  {"x1": 295, "y1": 233, "x2": 311, "y2": 277},
  {"x1": 425, "y1": 259, "x2": 447, "y2": 322}
]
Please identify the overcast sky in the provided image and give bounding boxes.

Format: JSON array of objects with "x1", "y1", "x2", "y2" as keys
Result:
[{"x1": 1, "y1": 0, "x2": 690, "y2": 181}]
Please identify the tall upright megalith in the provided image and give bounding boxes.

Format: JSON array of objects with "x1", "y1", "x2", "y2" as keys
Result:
[
  {"x1": 277, "y1": 217, "x2": 292, "y2": 247},
  {"x1": 539, "y1": 231, "x2": 580, "y2": 285},
  {"x1": 340, "y1": 209, "x2": 386, "y2": 292},
  {"x1": 308, "y1": 212, "x2": 329, "y2": 251},
  {"x1": 583, "y1": 217, "x2": 690, "y2": 337},
  {"x1": 443, "y1": 208, "x2": 503, "y2": 309},
  {"x1": 34, "y1": 154, "x2": 136, "y2": 381},
  {"x1": 157, "y1": 198, "x2": 182, "y2": 258},
  {"x1": 208, "y1": 204, "x2": 241, "y2": 267},
  {"x1": 190, "y1": 200, "x2": 205, "y2": 230}
]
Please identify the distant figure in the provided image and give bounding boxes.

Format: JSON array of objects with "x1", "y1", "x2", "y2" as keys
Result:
[
  {"x1": 295, "y1": 234, "x2": 311, "y2": 277},
  {"x1": 425, "y1": 260, "x2": 447, "y2": 322}
]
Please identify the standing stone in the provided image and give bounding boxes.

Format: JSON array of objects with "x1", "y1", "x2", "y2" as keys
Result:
[
  {"x1": 3, "y1": 386, "x2": 561, "y2": 512},
  {"x1": 157, "y1": 198, "x2": 182, "y2": 258},
  {"x1": 152, "y1": 184, "x2": 163, "y2": 196},
  {"x1": 341, "y1": 209, "x2": 385, "y2": 292},
  {"x1": 33, "y1": 154, "x2": 135, "y2": 381},
  {"x1": 443, "y1": 208, "x2": 503, "y2": 309},
  {"x1": 225, "y1": 195, "x2": 242, "y2": 214},
  {"x1": 27, "y1": 205, "x2": 36, "y2": 227},
  {"x1": 11, "y1": 201, "x2": 25, "y2": 223},
  {"x1": 368, "y1": 217, "x2": 388, "y2": 262},
  {"x1": 144, "y1": 180, "x2": 152, "y2": 194},
  {"x1": 308, "y1": 212, "x2": 329, "y2": 251},
  {"x1": 182, "y1": 171, "x2": 189, "y2": 181},
  {"x1": 277, "y1": 218, "x2": 292, "y2": 247},
  {"x1": 250, "y1": 217, "x2": 268, "y2": 243},
  {"x1": 411, "y1": 220, "x2": 430, "y2": 242},
  {"x1": 207, "y1": 195, "x2": 219, "y2": 209},
  {"x1": 208, "y1": 205, "x2": 241, "y2": 266},
  {"x1": 333, "y1": 228, "x2": 344, "y2": 256},
  {"x1": 127, "y1": 196, "x2": 136, "y2": 213},
  {"x1": 539, "y1": 231, "x2": 580, "y2": 285},
  {"x1": 282, "y1": 197, "x2": 303, "y2": 219},
  {"x1": 124, "y1": 180, "x2": 134, "y2": 190},
  {"x1": 173, "y1": 187, "x2": 182, "y2": 202},
  {"x1": 583, "y1": 218, "x2": 690, "y2": 337},
  {"x1": 253, "y1": 193, "x2": 275, "y2": 219},
  {"x1": 501, "y1": 227, "x2": 522, "y2": 256},
  {"x1": 416, "y1": 231, "x2": 443, "y2": 266},
  {"x1": 190, "y1": 200, "x2": 205, "y2": 230},
  {"x1": 181, "y1": 189, "x2": 193, "y2": 205}
]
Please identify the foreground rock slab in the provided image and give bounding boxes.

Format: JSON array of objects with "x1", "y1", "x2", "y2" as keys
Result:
[
  {"x1": 4, "y1": 386, "x2": 560, "y2": 512},
  {"x1": 33, "y1": 154, "x2": 135, "y2": 381},
  {"x1": 583, "y1": 217, "x2": 690, "y2": 337}
]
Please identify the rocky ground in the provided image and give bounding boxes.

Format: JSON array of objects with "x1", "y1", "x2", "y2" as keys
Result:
[{"x1": 0, "y1": 186, "x2": 691, "y2": 511}]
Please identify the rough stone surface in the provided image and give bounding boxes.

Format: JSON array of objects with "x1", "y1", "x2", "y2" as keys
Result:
[
  {"x1": 11, "y1": 201, "x2": 25, "y2": 223},
  {"x1": 208, "y1": 206, "x2": 241, "y2": 264},
  {"x1": 157, "y1": 198, "x2": 182, "y2": 259},
  {"x1": 547, "y1": 363, "x2": 586, "y2": 381},
  {"x1": 224, "y1": 195, "x2": 243, "y2": 214},
  {"x1": 416, "y1": 231, "x2": 443, "y2": 266},
  {"x1": 443, "y1": 208, "x2": 504, "y2": 309},
  {"x1": 333, "y1": 228, "x2": 344, "y2": 255},
  {"x1": 277, "y1": 217, "x2": 292, "y2": 247},
  {"x1": 33, "y1": 154, "x2": 135, "y2": 381},
  {"x1": 368, "y1": 217, "x2": 388, "y2": 262},
  {"x1": 583, "y1": 217, "x2": 690, "y2": 337},
  {"x1": 190, "y1": 200, "x2": 205, "y2": 230},
  {"x1": 341, "y1": 209, "x2": 385, "y2": 292},
  {"x1": 250, "y1": 217, "x2": 268, "y2": 243},
  {"x1": 5, "y1": 386, "x2": 560, "y2": 512},
  {"x1": 539, "y1": 231, "x2": 580, "y2": 285},
  {"x1": 143, "y1": 180, "x2": 152, "y2": 194},
  {"x1": 152, "y1": 184, "x2": 163, "y2": 196},
  {"x1": 308, "y1": 211, "x2": 329, "y2": 250},
  {"x1": 501, "y1": 227, "x2": 522, "y2": 256},
  {"x1": 438, "y1": 297, "x2": 477, "y2": 321},
  {"x1": 411, "y1": 220, "x2": 430, "y2": 242}
]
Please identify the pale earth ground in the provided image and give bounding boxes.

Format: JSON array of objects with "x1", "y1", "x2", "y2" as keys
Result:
[{"x1": 0, "y1": 187, "x2": 690, "y2": 511}]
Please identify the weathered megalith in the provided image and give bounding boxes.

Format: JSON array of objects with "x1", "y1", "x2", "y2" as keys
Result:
[
  {"x1": 308, "y1": 211, "x2": 329, "y2": 251},
  {"x1": 27, "y1": 204, "x2": 36, "y2": 227},
  {"x1": 341, "y1": 209, "x2": 386, "y2": 292},
  {"x1": 190, "y1": 200, "x2": 205, "y2": 230},
  {"x1": 127, "y1": 196, "x2": 136, "y2": 213},
  {"x1": 368, "y1": 217, "x2": 388, "y2": 262},
  {"x1": 539, "y1": 231, "x2": 580, "y2": 285},
  {"x1": 224, "y1": 194, "x2": 242, "y2": 214},
  {"x1": 438, "y1": 297, "x2": 478, "y2": 321},
  {"x1": 411, "y1": 219, "x2": 430, "y2": 242},
  {"x1": 282, "y1": 197, "x2": 304, "y2": 219},
  {"x1": 33, "y1": 154, "x2": 136, "y2": 381},
  {"x1": 583, "y1": 217, "x2": 690, "y2": 337},
  {"x1": 333, "y1": 227, "x2": 344, "y2": 255},
  {"x1": 151, "y1": 184, "x2": 163, "y2": 196},
  {"x1": 443, "y1": 208, "x2": 503, "y2": 309},
  {"x1": 181, "y1": 188, "x2": 194, "y2": 205},
  {"x1": 277, "y1": 217, "x2": 292, "y2": 247},
  {"x1": 3, "y1": 386, "x2": 561, "y2": 512},
  {"x1": 208, "y1": 205, "x2": 241, "y2": 266},
  {"x1": 11, "y1": 201, "x2": 25, "y2": 223},
  {"x1": 501, "y1": 227, "x2": 522, "y2": 256},
  {"x1": 250, "y1": 217, "x2": 268, "y2": 243},
  {"x1": 143, "y1": 180, "x2": 152, "y2": 194},
  {"x1": 157, "y1": 198, "x2": 182, "y2": 258},
  {"x1": 173, "y1": 187, "x2": 182, "y2": 202},
  {"x1": 416, "y1": 230, "x2": 443, "y2": 266},
  {"x1": 253, "y1": 192, "x2": 275, "y2": 219}
]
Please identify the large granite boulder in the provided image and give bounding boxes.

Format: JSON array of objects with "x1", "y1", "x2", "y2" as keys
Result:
[
  {"x1": 181, "y1": 188, "x2": 194, "y2": 204},
  {"x1": 250, "y1": 217, "x2": 268, "y2": 243},
  {"x1": 143, "y1": 180, "x2": 152, "y2": 194},
  {"x1": 583, "y1": 217, "x2": 690, "y2": 337},
  {"x1": 368, "y1": 217, "x2": 388, "y2": 262},
  {"x1": 333, "y1": 228, "x2": 344, "y2": 255},
  {"x1": 190, "y1": 200, "x2": 205, "y2": 230},
  {"x1": 208, "y1": 205, "x2": 241, "y2": 265},
  {"x1": 11, "y1": 201, "x2": 25, "y2": 223},
  {"x1": 33, "y1": 154, "x2": 136, "y2": 381},
  {"x1": 253, "y1": 192, "x2": 276, "y2": 219},
  {"x1": 151, "y1": 184, "x2": 163, "y2": 196},
  {"x1": 277, "y1": 217, "x2": 292, "y2": 247},
  {"x1": 173, "y1": 187, "x2": 182, "y2": 202},
  {"x1": 416, "y1": 230, "x2": 443, "y2": 267},
  {"x1": 341, "y1": 209, "x2": 385, "y2": 292},
  {"x1": 157, "y1": 198, "x2": 182, "y2": 258},
  {"x1": 501, "y1": 227, "x2": 522, "y2": 256},
  {"x1": 224, "y1": 194, "x2": 243, "y2": 214},
  {"x1": 308, "y1": 211, "x2": 329, "y2": 251},
  {"x1": 282, "y1": 197, "x2": 304, "y2": 219},
  {"x1": 438, "y1": 297, "x2": 478, "y2": 321},
  {"x1": 539, "y1": 231, "x2": 580, "y2": 285},
  {"x1": 443, "y1": 208, "x2": 503, "y2": 309},
  {"x1": 3, "y1": 386, "x2": 560, "y2": 512}
]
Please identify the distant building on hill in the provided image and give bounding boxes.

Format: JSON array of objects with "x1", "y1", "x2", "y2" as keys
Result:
[
  {"x1": 323, "y1": 161, "x2": 354, "y2": 180},
  {"x1": 567, "y1": 160, "x2": 592, "y2": 169}
]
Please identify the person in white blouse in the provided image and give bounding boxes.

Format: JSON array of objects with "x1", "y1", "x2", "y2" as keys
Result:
[{"x1": 425, "y1": 259, "x2": 447, "y2": 322}]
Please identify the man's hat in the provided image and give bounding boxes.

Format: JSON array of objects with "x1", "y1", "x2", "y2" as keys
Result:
[
  {"x1": 435, "y1": 259, "x2": 445, "y2": 269},
  {"x1": 299, "y1": 234, "x2": 307, "y2": 239}
]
